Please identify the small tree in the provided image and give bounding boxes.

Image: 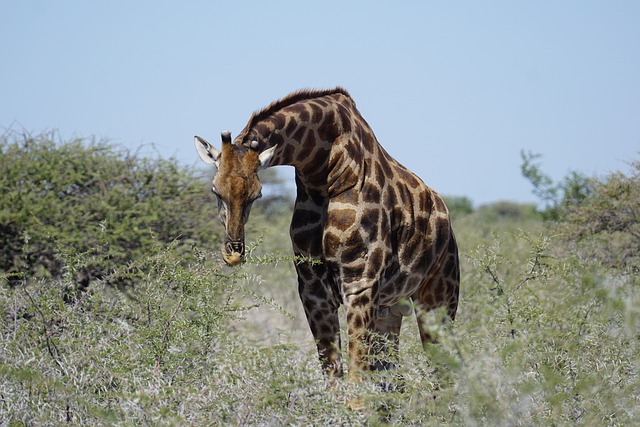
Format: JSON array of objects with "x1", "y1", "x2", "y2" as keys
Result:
[{"x1": 520, "y1": 151, "x2": 593, "y2": 220}]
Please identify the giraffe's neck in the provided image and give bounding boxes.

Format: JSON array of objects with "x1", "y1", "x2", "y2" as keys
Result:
[{"x1": 237, "y1": 89, "x2": 368, "y2": 191}]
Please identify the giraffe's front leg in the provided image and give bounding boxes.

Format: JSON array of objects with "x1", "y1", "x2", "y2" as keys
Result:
[
  {"x1": 297, "y1": 277, "x2": 343, "y2": 380},
  {"x1": 344, "y1": 286, "x2": 376, "y2": 382}
]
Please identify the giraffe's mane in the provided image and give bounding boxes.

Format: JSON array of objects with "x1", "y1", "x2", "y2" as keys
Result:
[{"x1": 246, "y1": 87, "x2": 351, "y2": 132}]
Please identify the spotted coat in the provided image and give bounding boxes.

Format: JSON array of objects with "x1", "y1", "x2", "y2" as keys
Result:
[{"x1": 195, "y1": 87, "x2": 460, "y2": 381}]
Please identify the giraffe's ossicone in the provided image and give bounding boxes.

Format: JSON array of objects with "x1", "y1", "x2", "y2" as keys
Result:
[{"x1": 195, "y1": 87, "x2": 460, "y2": 384}]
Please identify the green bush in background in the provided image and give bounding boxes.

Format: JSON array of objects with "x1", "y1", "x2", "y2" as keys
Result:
[
  {"x1": 560, "y1": 159, "x2": 640, "y2": 271},
  {"x1": 0, "y1": 131, "x2": 221, "y2": 290},
  {"x1": 521, "y1": 150, "x2": 639, "y2": 271}
]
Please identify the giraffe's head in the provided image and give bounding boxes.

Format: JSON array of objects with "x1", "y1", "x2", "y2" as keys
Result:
[{"x1": 195, "y1": 131, "x2": 276, "y2": 266}]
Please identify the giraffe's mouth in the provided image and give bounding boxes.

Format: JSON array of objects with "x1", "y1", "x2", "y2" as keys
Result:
[{"x1": 222, "y1": 240, "x2": 245, "y2": 266}]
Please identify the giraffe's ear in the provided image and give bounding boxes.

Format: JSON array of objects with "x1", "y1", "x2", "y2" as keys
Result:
[
  {"x1": 258, "y1": 145, "x2": 277, "y2": 171},
  {"x1": 194, "y1": 135, "x2": 221, "y2": 167}
]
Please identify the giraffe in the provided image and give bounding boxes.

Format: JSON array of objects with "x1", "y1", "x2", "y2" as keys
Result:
[{"x1": 195, "y1": 87, "x2": 460, "y2": 385}]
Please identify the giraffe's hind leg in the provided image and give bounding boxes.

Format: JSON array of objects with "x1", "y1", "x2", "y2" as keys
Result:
[
  {"x1": 370, "y1": 304, "x2": 405, "y2": 371},
  {"x1": 413, "y1": 236, "x2": 460, "y2": 347},
  {"x1": 368, "y1": 303, "x2": 409, "y2": 394}
]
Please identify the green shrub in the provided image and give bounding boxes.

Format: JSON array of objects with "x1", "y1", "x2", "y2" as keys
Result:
[
  {"x1": 559, "y1": 159, "x2": 640, "y2": 271},
  {"x1": 521, "y1": 150, "x2": 639, "y2": 271},
  {"x1": 0, "y1": 131, "x2": 221, "y2": 289},
  {"x1": 0, "y1": 237, "x2": 285, "y2": 425}
]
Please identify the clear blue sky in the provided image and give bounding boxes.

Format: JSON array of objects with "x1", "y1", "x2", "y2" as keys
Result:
[{"x1": 2, "y1": 1, "x2": 639, "y2": 205}]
